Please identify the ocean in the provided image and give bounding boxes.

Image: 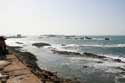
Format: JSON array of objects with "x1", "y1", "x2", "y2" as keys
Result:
[{"x1": 6, "y1": 35, "x2": 125, "y2": 83}]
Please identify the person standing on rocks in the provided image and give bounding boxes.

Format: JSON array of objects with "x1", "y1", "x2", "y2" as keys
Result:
[{"x1": 0, "y1": 36, "x2": 8, "y2": 59}]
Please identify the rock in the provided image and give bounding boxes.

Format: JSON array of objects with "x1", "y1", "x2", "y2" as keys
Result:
[
  {"x1": 85, "y1": 36, "x2": 92, "y2": 40},
  {"x1": 115, "y1": 67, "x2": 125, "y2": 71},
  {"x1": 0, "y1": 73, "x2": 9, "y2": 79},
  {"x1": 105, "y1": 37, "x2": 110, "y2": 40},
  {"x1": 84, "y1": 52, "x2": 98, "y2": 57},
  {"x1": 83, "y1": 66, "x2": 88, "y2": 68},
  {"x1": 97, "y1": 56, "x2": 106, "y2": 59},
  {"x1": 114, "y1": 59, "x2": 122, "y2": 62},
  {"x1": 120, "y1": 71, "x2": 125, "y2": 74},
  {"x1": 16, "y1": 42, "x2": 24, "y2": 44},
  {"x1": 32, "y1": 43, "x2": 51, "y2": 48},
  {"x1": 0, "y1": 61, "x2": 11, "y2": 69},
  {"x1": 96, "y1": 61, "x2": 103, "y2": 63},
  {"x1": 52, "y1": 50, "x2": 81, "y2": 55},
  {"x1": 47, "y1": 35, "x2": 57, "y2": 37},
  {"x1": 83, "y1": 52, "x2": 107, "y2": 59}
]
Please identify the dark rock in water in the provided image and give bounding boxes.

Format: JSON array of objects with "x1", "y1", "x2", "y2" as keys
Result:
[
  {"x1": 114, "y1": 59, "x2": 122, "y2": 62},
  {"x1": 84, "y1": 52, "x2": 106, "y2": 59},
  {"x1": 65, "y1": 36, "x2": 75, "y2": 39},
  {"x1": 8, "y1": 46, "x2": 22, "y2": 49},
  {"x1": 83, "y1": 65, "x2": 88, "y2": 68},
  {"x1": 52, "y1": 50, "x2": 81, "y2": 55},
  {"x1": 120, "y1": 71, "x2": 125, "y2": 74},
  {"x1": 96, "y1": 61, "x2": 103, "y2": 63},
  {"x1": 85, "y1": 36, "x2": 92, "y2": 40},
  {"x1": 115, "y1": 67, "x2": 125, "y2": 71},
  {"x1": 97, "y1": 56, "x2": 106, "y2": 59},
  {"x1": 47, "y1": 35, "x2": 57, "y2": 37},
  {"x1": 105, "y1": 37, "x2": 110, "y2": 40},
  {"x1": 32, "y1": 43, "x2": 51, "y2": 48},
  {"x1": 16, "y1": 42, "x2": 24, "y2": 44},
  {"x1": 84, "y1": 52, "x2": 98, "y2": 57}
]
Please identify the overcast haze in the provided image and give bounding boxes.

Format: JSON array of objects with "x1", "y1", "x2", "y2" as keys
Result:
[{"x1": 0, "y1": 0, "x2": 125, "y2": 35}]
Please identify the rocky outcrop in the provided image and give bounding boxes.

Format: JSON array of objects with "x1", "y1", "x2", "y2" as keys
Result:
[
  {"x1": 83, "y1": 52, "x2": 106, "y2": 59},
  {"x1": 32, "y1": 43, "x2": 51, "y2": 48},
  {"x1": 51, "y1": 49, "x2": 107, "y2": 59},
  {"x1": 8, "y1": 46, "x2": 80, "y2": 83},
  {"x1": 105, "y1": 38, "x2": 110, "y2": 40},
  {"x1": 51, "y1": 49, "x2": 125, "y2": 63},
  {"x1": 0, "y1": 51, "x2": 41, "y2": 83},
  {"x1": 52, "y1": 49, "x2": 81, "y2": 55},
  {"x1": 85, "y1": 36, "x2": 92, "y2": 40},
  {"x1": 113, "y1": 59, "x2": 122, "y2": 62}
]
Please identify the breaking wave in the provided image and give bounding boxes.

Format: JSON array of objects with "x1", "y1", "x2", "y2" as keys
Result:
[
  {"x1": 48, "y1": 44, "x2": 125, "y2": 62},
  {"x1": 63, "y1": 44, "x2": 125, "y2": 48}
]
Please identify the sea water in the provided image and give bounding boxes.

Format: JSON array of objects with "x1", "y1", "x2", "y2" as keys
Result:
[{"x1": 6, "y1": 35, "x2": 125, "y2": 83}]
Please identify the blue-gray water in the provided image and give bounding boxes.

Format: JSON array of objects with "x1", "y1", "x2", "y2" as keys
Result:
[{"x1": 6, "y1": 35, "x2": 125, "y2": 83}]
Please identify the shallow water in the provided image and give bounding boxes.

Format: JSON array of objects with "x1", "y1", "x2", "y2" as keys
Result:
[{"x1": 6, "y1": 35, "x2": 125, "y2": 83}]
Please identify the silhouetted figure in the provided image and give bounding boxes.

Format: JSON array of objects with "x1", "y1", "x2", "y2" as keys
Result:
[{"x1": 0, "y1": 36, "x2": 8, "y2": 59}]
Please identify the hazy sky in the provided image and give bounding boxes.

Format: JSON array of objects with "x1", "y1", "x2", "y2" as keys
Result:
[{"x1": 0, "y1": 0, "x2": 125, "y2": 35}]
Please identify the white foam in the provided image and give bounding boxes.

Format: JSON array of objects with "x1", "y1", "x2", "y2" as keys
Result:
[
  {"x1": 65, "y1": 44, "x2": 80, "y2": 47},
  {"x1": 92, "y1": 38, "x2": 106, "y2": 40},
  {"x1": 49, "y1": 44, "x2": 79, "y2": 53},
  {"x1": 6, "y1": 41, "x2": 23, "y2": 47},
  {"x1": 70, "y1": 56, "x2": 125, "y2": 73},
  {"x1": 49, "y1": 44, "x2": 125, "y2": 62},
  {"x1": 70, "y1": 57, "x2": 101, "y2": 62},
  {"x1": 87, "y1": 61, "x2": 125, "y2": 73},
  {"x1": 63, "y1": 44, "x2": 125, "y2": 48}
]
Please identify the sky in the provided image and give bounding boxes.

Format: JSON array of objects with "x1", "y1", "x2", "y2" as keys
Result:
[{"x1": 0, "y1": 0, "x2": 125, "y2": 35}]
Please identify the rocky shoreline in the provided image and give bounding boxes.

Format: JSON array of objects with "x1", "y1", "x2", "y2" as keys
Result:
[
  {"x1": 7, "y1": 46, "x2": 80, "y2": 83},
  {"x1": 31, "y1": 42, "x2": 123, "y2": 63},
  {"x1": 51, "y1": 48, "x2": 125, "y2": 63}
]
